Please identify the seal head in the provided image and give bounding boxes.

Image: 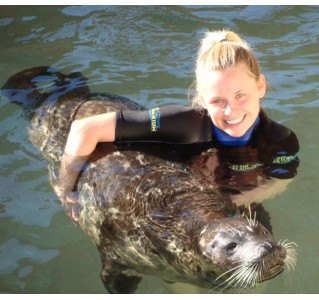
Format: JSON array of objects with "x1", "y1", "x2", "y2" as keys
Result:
[{"x1": 199, "y1": 216, "x2": 296, "y2": 289}]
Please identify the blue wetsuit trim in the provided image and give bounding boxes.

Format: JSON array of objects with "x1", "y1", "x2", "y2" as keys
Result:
[{"x1": 212, "y1": 116, "x2": 260, "y2": 146}]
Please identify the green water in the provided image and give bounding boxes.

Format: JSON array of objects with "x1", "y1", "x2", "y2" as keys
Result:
[{"x1": 0, "y1": 5, "x2": 318, "y2": 294}]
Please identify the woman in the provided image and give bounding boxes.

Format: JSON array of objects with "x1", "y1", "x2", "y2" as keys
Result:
[{"x1": 56, "y1": 29, "x2": 299, "y2": 220}]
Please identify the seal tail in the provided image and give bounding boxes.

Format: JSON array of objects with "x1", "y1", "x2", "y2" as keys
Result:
[{"x1": 1, "y1": 66, "x2": 89, "y2": 118}]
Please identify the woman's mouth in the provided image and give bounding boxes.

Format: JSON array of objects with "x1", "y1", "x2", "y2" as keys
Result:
[{"x1": 225, "y1": 115, "x2": 245, "y2": 126}]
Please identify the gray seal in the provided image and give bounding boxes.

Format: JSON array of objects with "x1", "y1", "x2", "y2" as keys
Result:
[{"x1": 2, "y1": 67, "x2": 297, "y2": 294}]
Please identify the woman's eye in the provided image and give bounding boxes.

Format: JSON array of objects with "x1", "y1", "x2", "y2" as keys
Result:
[
  {"x1": 211, "y1": 98, "x2": 224, "y2": 105},
  {"x1": 236, "y1": 93, "x2": 245, "y2": 99}
]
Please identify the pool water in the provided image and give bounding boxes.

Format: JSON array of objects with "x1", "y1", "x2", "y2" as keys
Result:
[{"x1": 0, "y1": 5, "x2": 318, "y2": 294}]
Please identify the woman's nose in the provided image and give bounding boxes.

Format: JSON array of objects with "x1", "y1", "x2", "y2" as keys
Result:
[{"x1": 224, "y1": 102, "x2": 232, "y2": 116}]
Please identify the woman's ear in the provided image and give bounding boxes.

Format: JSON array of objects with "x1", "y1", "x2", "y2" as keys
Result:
[{"x1": 257, "y1": 74, "x2": 267, "y2": 98}]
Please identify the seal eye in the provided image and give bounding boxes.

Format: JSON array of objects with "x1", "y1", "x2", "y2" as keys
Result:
[{"x1": 226, "y1": 242, "x2": 237, "y2": 252}]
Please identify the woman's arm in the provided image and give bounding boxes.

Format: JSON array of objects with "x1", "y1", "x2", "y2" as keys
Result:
[
  {"x1": 65, "y1": 112, "x2": 116, "y2": 157},
  {"x1": 229, "y1": 177, "x2": 293, "y2": 206},
  {"x1": 55, "y1": 105, "x2": 212, "y2": 220},
  {"x1": 55, "y1": 112, "x2": 116, "y2": 220}
]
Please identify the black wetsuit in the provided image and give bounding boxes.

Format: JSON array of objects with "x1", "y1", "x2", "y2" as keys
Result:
[{"x1": 114, "y1": 106, "x2": 299, "y2": 184}]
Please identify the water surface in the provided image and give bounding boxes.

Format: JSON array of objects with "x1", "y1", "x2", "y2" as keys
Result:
[{"x1": 0, "y1": 5, "x2": 318, "y2": 294}]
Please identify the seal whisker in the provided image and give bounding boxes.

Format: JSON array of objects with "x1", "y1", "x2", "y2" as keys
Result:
[
  {"x1": 285, "y1": 250, "x2": 298, "y2": 271},
  {"x1": 279, "y1": 240, "x2": 298, "y2": 270},
  {"x1": 243, "y1": 205, "x2": 258, "y2": 229},
  {"x1": 216, "y1": 219, "x2": 239, "y2": 235},
  {"x1": 260, "y1": 260, "x2": 268, "y2": 280},
  {"x1": 247, "y1": 261, "x2": 263, "y2": 288},
  {"x1": 254, "y1": 261, "x2": 264, "y2": 286},
  {"x1": 213, "y1": 263, "x2": 247, "y2": 291},
  {"x1": 215, "y1": 263, "x2": 243, "y2": 283},
  {"x1": 245, "y1": 263, "x2": 257, "y2": 288},
  {"x1": 262, "y1": 259, "x2": 272, "y2": 277},
  {"x1": 228, "y1": 260, "x2": 263, "y2": 289},
  {"x1": 240, "y1": 264, "x2": 257, "y2": 288},
  {"x1": 222, "y1": 264, "x2": 251, "y2": 288}
]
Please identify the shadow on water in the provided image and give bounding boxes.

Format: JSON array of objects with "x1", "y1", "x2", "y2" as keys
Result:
[{"x1": 0, "y1": 5, "x2": 318, "y2": 294}]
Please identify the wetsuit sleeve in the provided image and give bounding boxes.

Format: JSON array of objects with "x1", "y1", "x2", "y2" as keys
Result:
[{"x1": 115, "y1": 105, "x2": 212, "y2": 144}]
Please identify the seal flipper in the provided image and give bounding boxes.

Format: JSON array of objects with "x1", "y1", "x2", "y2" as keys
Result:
[
  {"x1": 100, "y1": 263, "x2": 142, "y2": 294},
  {"x1": 1, "y1": 66, "x2": 89, "y2": 118}
]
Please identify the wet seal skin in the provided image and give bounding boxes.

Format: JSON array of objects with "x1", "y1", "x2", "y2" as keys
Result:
[{"x1": 2, "y1": 67, "x2": 297, "y2": 294}]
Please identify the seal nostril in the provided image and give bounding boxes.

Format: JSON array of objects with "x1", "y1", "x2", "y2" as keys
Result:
[
  {"x1": 210, "y1": 242, "x2": 216, "y2": 249},
  {"x1": 226, "y1": 242, "x2": 237, "y2": 252}
]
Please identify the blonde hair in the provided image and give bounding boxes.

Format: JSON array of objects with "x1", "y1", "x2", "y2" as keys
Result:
[{"x1": 191, "y1": 29, "x2": 264, "y2": 107}]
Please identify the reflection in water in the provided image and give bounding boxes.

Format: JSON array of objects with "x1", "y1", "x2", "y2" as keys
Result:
[{"x1": 192, "y1": 144, "x2": 298, "y2": 207}]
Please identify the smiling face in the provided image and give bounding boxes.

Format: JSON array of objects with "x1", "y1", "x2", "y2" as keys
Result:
[{"x1": 200, "y1": 64, "x2": 266, "y2": 138}]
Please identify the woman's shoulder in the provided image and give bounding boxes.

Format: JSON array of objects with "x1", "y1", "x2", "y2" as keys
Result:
[
  {"x1": 259, "y1": 109, "x2": 298, "y2": 142},
  {"x1": 257, "y1": 109, "x2": 299, "y2": 154}
]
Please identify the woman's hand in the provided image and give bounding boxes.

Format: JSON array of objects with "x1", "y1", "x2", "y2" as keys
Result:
[{"x1": 54, "y1": 185, "x2": 81, "y2": 222}]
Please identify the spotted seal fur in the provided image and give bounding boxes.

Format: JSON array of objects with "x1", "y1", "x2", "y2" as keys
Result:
[{"x1": 1, "y1": 67, "x2": 297, "y2": 293}]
